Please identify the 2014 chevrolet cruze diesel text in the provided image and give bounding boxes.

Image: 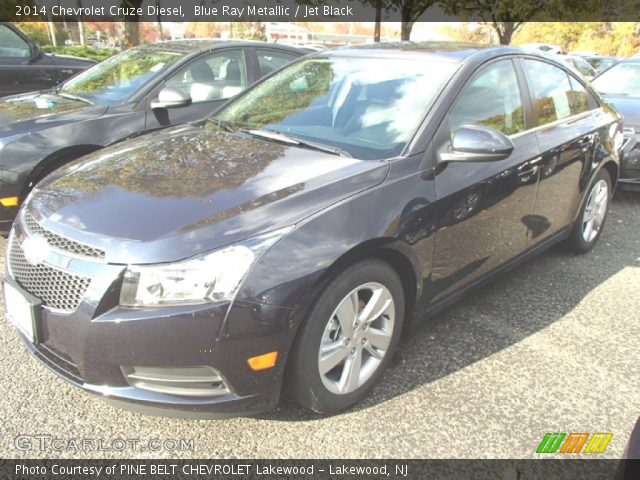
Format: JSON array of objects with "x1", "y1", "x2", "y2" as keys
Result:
[{"x1": 4, "y1": 43, "x2": 621, "y2": 417}]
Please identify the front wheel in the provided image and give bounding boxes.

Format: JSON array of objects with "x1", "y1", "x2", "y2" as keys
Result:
[
  {"x1": 288, "y1": 259, "x2": 405, "y2": 414},
  {"x1": 567, "y1": 169, "x2": 611, "y2": 253}
]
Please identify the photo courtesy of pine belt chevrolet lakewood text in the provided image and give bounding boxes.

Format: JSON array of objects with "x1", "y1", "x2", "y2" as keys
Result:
[{"x1": 3, "y1": 43, "x2": 621, "y2": 417}]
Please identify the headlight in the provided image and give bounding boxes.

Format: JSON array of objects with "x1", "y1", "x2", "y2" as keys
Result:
[{"x1": 119, "y1": 227, "x2": 292, "y2": 307}]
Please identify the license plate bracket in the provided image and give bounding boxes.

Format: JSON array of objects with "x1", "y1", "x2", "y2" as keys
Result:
[{"x1": 3, "y1": 277, "x2": 42, "y2": 344}]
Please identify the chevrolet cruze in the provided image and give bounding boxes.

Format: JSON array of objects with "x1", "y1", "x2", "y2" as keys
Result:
[{"x1": 3, "y1": 43, "x2": 621, "y2": 417}]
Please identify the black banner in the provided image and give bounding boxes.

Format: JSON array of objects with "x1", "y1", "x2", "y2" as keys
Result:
[
  {"x1": 2, "y1": 0, "x2": 640, "y2": 23},
  {"x1": 1, "y1": 459, "x2": 640, "y2": 480}
]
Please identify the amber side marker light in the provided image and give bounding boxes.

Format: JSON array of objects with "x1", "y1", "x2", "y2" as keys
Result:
[
  {"x1": 0, "y1": 196, "x2": 18, "y2": 207},
  {"x1": 247, "y1": 351, "x2": 279, "y2": 371}
]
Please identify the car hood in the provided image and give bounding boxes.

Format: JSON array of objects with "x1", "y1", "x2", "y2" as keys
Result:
[
  {"x1": 27, "y1": 123, "x2": 389, "y2": 264},
  {"x1": 0, "y1": 91, "x2": 106, "y2": 137},
  {"x1": 601, "y1": 94, "x2": 640, "y2": 130}
]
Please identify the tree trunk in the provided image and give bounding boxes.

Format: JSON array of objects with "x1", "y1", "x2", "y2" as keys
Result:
[
  {"x1": 156, "y1": 0, "x2": 164, "y2": 41},
  {"x1": 121, "y1": 0, "x2": 142, "y2": 47},
  {"x1": 495, "y1": 21, "x2": 516, "y2": 45},
  {"x1": 401, "y1": 0, "x2": 414, "y2": 41},
  {"x1": 77, "y1": 22, "x2": 85, "y2": 46},
  {"x1": 401, "y1": 21, "x2": 414, "y2": 41},
  {"x1": 47, "y1": 21, "x2": 57, "y2": 48},
  {"x1": 124, "y1": 18, "x2": 140, "y2": 47},
  {"x1": 77, "y1": 1, "x2": 85, "y2": 46},
  {"x1": 374, "y1": 0, "x2": 381, "y2": 43}
]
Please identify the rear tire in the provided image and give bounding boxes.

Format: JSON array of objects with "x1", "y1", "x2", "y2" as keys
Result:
[
  {"x1": 566, "y1": 169, "x2": 611, "y2": 253},
  {"x1": 288, "y1": 259, "x2": 405, "y2": 414}
]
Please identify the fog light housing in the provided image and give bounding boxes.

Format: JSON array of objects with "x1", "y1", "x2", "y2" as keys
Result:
[{"x1": 121, "y1": 366, "x2": 231, "y2": 397}]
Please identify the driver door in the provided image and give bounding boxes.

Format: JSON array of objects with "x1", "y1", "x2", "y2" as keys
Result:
[
  {"x1": 429, "y1": 58, "x2": 542, "y2": 302},
  {"x1": 0, "y1": 23, "x2": 56, "y2": 97}
]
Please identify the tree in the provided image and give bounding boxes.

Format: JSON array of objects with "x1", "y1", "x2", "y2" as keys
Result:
[
  {"x1": 442, "y1": 0, "x2": 602, "y2": 45},
  {"x1": 389, "y1": 0, "x2": 438, "y2": 40},
  {"x1": 120, "y1": 0, "x2": 143, "y2": 47},
  {"x1": 442, "y1": 0, "x2": 548, "y2": 44}
]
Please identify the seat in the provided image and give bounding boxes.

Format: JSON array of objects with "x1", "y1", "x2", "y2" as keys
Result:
[
  {"x1": 221, "y1": 59, "x2": 243, "y2": 98},
  {"x1": 187, "y1": 62, "x2": 221, "y2": 103}
]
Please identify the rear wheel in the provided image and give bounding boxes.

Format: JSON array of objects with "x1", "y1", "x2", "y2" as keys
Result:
[
  {"x1": 567, "y1": 169, "x2": 611, "y2": 253},
  {"x1": 288, "y1": 259, "x2": 405, "y2": 414}
]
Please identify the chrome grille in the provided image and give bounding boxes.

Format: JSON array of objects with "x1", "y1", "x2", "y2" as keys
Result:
[
  {"x1": 22, "y1": 210, "x2": 105, "y2": 260},
  {"x1": 8, "y1": 237, "x2": 91, "y2": 312}
]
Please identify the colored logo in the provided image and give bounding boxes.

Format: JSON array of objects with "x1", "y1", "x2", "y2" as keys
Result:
[{"x1": 536, "y1": 432, "x2": 613, "y2": 454}]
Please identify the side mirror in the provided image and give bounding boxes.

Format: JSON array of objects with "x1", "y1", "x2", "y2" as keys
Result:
[
  {"x1": 150, "y1": 87, "x2": 192, "y2": 109},
  {"x1": 29, "y1": 43, "x2": 43, "y2": 62},
  {"x1": 440, "y1": 124, "x2": 514, "y2": 162}
]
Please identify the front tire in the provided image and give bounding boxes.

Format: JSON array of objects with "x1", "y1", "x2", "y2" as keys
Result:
[
  {"x1": 567, "y1": 169, "x2": 611, "y2": 253},
  {"x1": 288, "y1": 259, "x2": 405, "y2": 414}
]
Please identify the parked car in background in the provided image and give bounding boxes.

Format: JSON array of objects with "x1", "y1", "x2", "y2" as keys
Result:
[
  {"x1": 0, "y1": 39, "x2": 304, "y2": 232},
  {"x1": 0, "y1": 22, "x2": 94, "y2": 97},
  {"x1": 574, "y1": 53, "x2": 618, "y2": 74},
  {"x1": 592, "y1": 58, "x2": 640, "y2": 190},
  {"x1": 4, "y1": 43, "x2": 621, "y2": 417},
  {"x1": 519, "y1": 43, "x2": 563, "y2": 55},
  {"x1": 561, "y1": 54, "x2": 598, "y2": 80}
]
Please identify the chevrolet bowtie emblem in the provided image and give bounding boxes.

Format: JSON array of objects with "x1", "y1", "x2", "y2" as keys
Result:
[{"x1": 21, "y1": 235, "x2": 50, "y2": 265}]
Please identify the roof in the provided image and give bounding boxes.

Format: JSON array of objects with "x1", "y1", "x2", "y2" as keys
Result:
[
  {"x1": 139, "y1": 39, "x2": 304, "y2": 54},
  {"x1": 322, "y1": 41, "x2": 520, "y2": 63}
]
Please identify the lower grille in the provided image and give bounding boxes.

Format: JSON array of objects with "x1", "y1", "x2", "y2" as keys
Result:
[{"x1": 8, "y1": 237, "x2": 91, "y2": 312}]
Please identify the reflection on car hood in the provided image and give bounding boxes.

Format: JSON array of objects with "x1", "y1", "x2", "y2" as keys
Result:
[
  {"x1": 601, "y1": 94, "x2": 640, "y2": 130},
  {"x1": 27, "y1": 123, "x2": 389, "y2": 264},
  {"x1": 0, "y1": 91, "x2": 106, "y2": 137}
]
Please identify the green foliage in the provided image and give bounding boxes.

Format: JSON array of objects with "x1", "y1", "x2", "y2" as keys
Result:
[
  {"x1": 514, "y1": 22, "x2": 640, "y2": 56},
  {"x1": 41, "y1": 45, "x2": 118, "y2": 61},
  {"x1": 441, "y1": 0, "x2": 603, "y2": 45},
  {"x1": 230, "y1": 22, "x2": 266, "y2": 41},
  {"x1": 15, "y1": 22, "x2": 68, "y2": 47}
]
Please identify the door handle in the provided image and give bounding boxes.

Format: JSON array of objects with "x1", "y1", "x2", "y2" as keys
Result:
[{"x1": 517, "y1": 157, "x2": 542, "y2": 178}]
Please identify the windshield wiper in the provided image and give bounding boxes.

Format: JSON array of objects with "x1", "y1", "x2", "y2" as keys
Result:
[
  {"x1": 57, "y1": 91, "x2": 94, "y2": 105},
  {"x1": 244, "y1": 128, "x2": 352, "y2": 158},
  {"x1": 207, "y1": 118, "x2": 235, "y2": 132}
]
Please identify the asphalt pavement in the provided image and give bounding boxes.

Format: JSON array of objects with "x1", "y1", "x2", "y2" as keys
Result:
[{"x1": 1, "y1": 192, "x2": 638, "y2": 459}]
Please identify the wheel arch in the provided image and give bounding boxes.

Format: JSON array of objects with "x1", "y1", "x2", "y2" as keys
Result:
[
  {"x1": 602, "y1": 159, "x2": 619, "y2": 191},
  {"x1": 285, "y1": 237, "x2": 423, "y2": 350},
  {"x1": 21, "y1": 144, "x2": 103, "y2": 196}
]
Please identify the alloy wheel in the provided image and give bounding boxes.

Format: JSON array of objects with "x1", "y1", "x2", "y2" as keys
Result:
[
  {"x1": 317, "y1": 282, "x2": 395, "y2": 395},
  {"x1": 582, "y1": 179, "x2": 608, "y2": 243}
]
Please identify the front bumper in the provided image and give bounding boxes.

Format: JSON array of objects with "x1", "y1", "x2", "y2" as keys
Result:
[{"x1": 6, "y1": 219, "x2": 295, "y2": 418}]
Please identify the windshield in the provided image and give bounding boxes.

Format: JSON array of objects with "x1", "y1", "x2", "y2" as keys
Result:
[
  {"x1": 592, "y1": 62, "x2": 640, "y2": 96},
  {"x1": 213, "y1": 56, "x2": 458, "y2": 160},
  {"x1": 60, "y1": 47, "x2": 183, "y2": 105}
]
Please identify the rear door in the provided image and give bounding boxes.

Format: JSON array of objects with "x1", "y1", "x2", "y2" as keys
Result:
[
  {"x1": 430, "y1": 58, "x2": 542, "y2": 301},
  {"x1": 145, "y1": 48, "x2": 249, "y2": 130},
  {"x1": 519, "y1": 58, "x2": 601, "y2": 247}
]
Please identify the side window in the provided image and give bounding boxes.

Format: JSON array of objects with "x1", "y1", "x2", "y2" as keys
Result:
[
  {"x1": 0, "y1": 25, "x2": 30, "y2": 58},
  {"x1": 449, "y1": 60, "x2": 525, "y2": 136},
  {"x1": 523, "y1": 59, "x2": 574, "y2": 125},
  {"x1": 256, "y1": 49, "x2": 299, "y2": 76},
  {"x1": 567, "y1": 76, "x2": 591, "y2": 115},
  {"x1": 165, "y1": 50, "x2": 246, "y2": 104}
]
